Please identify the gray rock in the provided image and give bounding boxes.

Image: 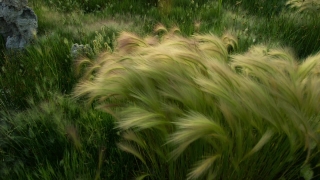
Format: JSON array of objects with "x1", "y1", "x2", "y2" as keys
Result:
[
  {"x1": 3, "y1": 0, "x2": 28, "y2": 10},
  {"x1": 71, "y1": 43, "x2": 93, "y2": 59},
  {"x1": 0, "y1": 0, "x2": 37, "y2": 49}
]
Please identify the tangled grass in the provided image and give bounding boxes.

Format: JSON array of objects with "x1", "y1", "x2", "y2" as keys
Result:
[{"x1": 74, "y1": 26, "x2": 320, "y2": 179}]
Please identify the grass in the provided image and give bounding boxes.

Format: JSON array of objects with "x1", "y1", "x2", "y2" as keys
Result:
[
  {"x1": 1, "y1": 0, "x2": 320, "y2": 179},
  {"x1": 74, "y1": 28, "x2": 320, "y2": 180},
  {"x1": 0, "y1": 93, "x2": 136, "y2": 179}
]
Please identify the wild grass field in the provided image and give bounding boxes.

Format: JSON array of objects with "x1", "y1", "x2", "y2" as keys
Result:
[{"x1": 0, "y1": 0, "x2": 320, "y2": 179}]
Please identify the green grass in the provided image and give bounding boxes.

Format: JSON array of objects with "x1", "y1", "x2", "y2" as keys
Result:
[
  {"x1": 1, "y1": 0, "x2": 320, "y2": 179},
  {"x1": 0, "y1": 35, "x2": 74, "y2": 109},
  {"x1": 0, "y1": 93, "x2": 136, "y2": 179},
  {"x1": 218, "y1": 5, "x2": 320, "y2": 58},
  {"x1": 74, "y1": 29, "x2": 320, "y2": 180}
]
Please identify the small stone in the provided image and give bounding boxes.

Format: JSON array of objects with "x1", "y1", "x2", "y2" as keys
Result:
[{"x1": 71, "y1": 43, "x2": 93, "y2": 59}]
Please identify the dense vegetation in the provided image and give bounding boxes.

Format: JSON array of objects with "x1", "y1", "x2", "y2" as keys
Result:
[{"x1": 1, "y1": 0, "x2": 319, "y2": 179}]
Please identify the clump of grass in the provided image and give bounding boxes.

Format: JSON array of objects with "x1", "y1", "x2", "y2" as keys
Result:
[
  {"x1": 74, "y1": 26, "x2": 320, "y2": 179},
  {"x1": 0, "y1": 93, "x2": 136, "y2": 179},
  {"x1": 74, "y1": 26, "x2": 237, "y2": 179}
]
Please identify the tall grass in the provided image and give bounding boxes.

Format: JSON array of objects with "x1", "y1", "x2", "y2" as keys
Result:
[
  {"x1": 29, "y1": 0, "x2": 320, "y2": 58},
  {"x1": 223, "y1": 0, "x2": 287, "y2": 17},
  {"x1": 220, "y1": 1, "x2": 320, "y2": 58},
  {"x1": 0, "y1": 10, "x2": 118, "y2": 109},
  {"x1": 0, "y1": 34, "x2": 74, "y2": 109},
  {"x1": 286, "y1": 0, "x2": 320, "y2": 16},
  {"x1": 1, "y1": 0, "x2": 320, "y2": 179},
  {"x1": 74, "y1": 28, "x2": 320, "y2": 179},
  {"x1": 0, "y1": 93, "x2": 136, "y2": 179}
]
